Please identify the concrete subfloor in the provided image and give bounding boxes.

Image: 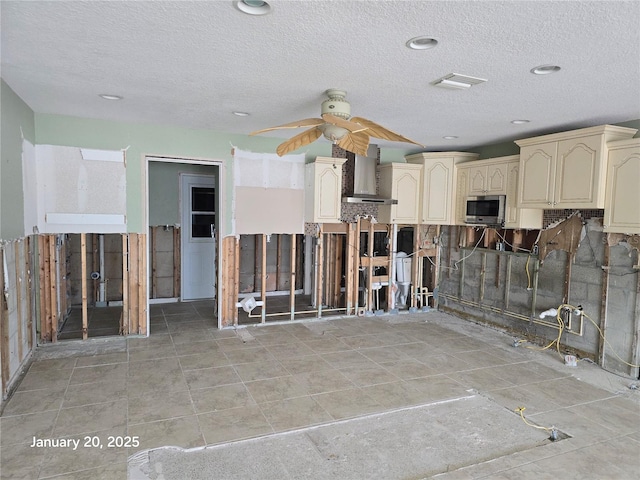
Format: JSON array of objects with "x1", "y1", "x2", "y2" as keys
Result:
[{"x1": 1, "y1": 303, "x2": 638, "y2": 479}]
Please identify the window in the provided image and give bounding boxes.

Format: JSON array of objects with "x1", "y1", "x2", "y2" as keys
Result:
[{"x1": 191, "y1": 187, "x2": 215, "y2": 238}]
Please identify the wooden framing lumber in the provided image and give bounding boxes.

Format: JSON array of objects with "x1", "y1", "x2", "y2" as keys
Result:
[
  {"x1": 387, "y1": 224, "x2": 396, "y2": 311},
  {"x1": 220, "y1": 235, "x2": 240, "y2": 327},
  {"x1": 261, "y1": 234, "x2": 267, "y2": 323},
  {"x1": 276, "y1": 234, "x2": 282, "y2": 291},
  {"x1": 92, "y1": 234, "x2": 99, "y2": 304},
  {"x1": 412, "y1": 226, "x2": 420, "y2": 308},
  {"x1": 48, "y1": 236, "x2": 57, "y2": 342},
  {"x1": 354, "y1": 217, "x2": 361, "y2": 312},
  {"x1": 139, "y1": 233, "x2": 147, "y2": 335},
  {"x1": 317, "y1": 224, "x2": 324, "y2": 317},
  {"x1": 173, "y1": 226, "x2": 181, "y2": 298},
  {"x1": 598, "y1": 238, "x2": 610, "y2": 366},
  {"x1": 121, "y1": 235, "x2": 129, "y2": 335},
  {"x1": 81, "y1": 233, "x2": 88, "y2": 340},
  {"x1": 151, "y1": 226, "x2": 157, "y2": 299},
  {"x1": 290, "y1": 234, "x2": 296, "y2": 321},
  {"x1": 334, "y1": 235, "x2": 343, "y2": 307},
  {"x1": 367, "y1": 220, "x2": 374, "y2": 311},
  {"x1": 25, "y1": 237, "x2": 33, "y2": 351},
  {"x1": 0, "y1": 247, "x2": 9, "y2": 396},
  {"x1": 345, "y1": 223, "x2": 355, "y2": 315},
  {"x1": 15, "y1": 242, "x2": 23, "y2": 360}
]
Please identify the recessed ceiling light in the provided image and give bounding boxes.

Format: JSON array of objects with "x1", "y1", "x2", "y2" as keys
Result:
[
  {"x1": 530, "y1": 64, "x2": 561, "y2": 75},
  {"x1": 443, "y1": 136, "x2": 458, "y2": 140},
  {"x1": 233, "y1": 111, "x2": 250, "y2": 117},
  {"x1": 234, "y1": 0, "x2": 271, "y2": 15},
  {"x1": 511, "y1": 119, "x2": 530, "y2": 125},
  {"x1": 406, "y1": 36, "x2": 438, "y2": 50},
  {"x1": 99, "y1": 94, "x2": 122, "y2": 100}
]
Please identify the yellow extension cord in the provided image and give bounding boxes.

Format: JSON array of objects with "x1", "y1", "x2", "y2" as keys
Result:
[{"x1": 515, "y1": 406, "x2": 555, "y2": 432}]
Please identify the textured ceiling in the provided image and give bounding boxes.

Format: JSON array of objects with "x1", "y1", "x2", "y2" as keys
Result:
[{"x1": 2, "y1": 1, "x2": 639, "y2": 153}]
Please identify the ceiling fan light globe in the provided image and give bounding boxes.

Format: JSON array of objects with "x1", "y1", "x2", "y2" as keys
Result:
[{"x1": 322, "y1": 124, "x2": 348, "y2": 141}]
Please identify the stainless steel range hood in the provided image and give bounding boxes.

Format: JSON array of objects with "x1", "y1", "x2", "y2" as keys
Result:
[{"x1": 342, "y1": 145, "x2": 398, "y2": 205}]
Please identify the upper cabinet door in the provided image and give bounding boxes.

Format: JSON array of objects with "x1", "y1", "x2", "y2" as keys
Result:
[
  {"x1": 377, "y1": 163, "x2": 422, "y2": 224},
  {"x1": 604, "y1": 139, "x2": 640, "y2": 234},
  {"x1": 518, "y1": 141, "x2": 557, "y2": 208},
  {"x1": 555, "y1": 135, "x2": 601, "y2": 207},
  {"x1": 304, "y1": 157, "x2": 347, "y2": 223},
  {"x1": 468, "y1": 163, "x2": 508, "y2": 196},
  {"x1": 486, "y1": 163, "x2": 508, "y2": 194}
]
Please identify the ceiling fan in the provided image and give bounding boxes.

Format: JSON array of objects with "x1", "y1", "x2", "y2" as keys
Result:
[{"x1": 249, "y1": 89, "x2": 423, "y2": 157}]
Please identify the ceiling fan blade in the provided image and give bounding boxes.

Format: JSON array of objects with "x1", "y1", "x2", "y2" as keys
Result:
[
  {"x1": 337, "y1": 131, "x2": 370, "y2": 157},
  {"x1": 275, "y1": 126, "x2": 323, "y2": 156},
  {"x1": 321, "y1": 114, "x2": 368, "y2": 133},
  {"x1": 250, "y1": 118, "x2": 324, "y2": 135},
  {"x1": 349, "y1": 116, "x2": 423, "y2": 147}
]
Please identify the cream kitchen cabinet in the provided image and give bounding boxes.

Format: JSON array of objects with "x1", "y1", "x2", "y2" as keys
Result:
[
  {"x1": 503, "y1": 159, "x2": 543, "y2": 229},
  {"x1": 406, "y1": 152, "x2": 479, "y2": 225},
  {"x1": 304, "y1": 156, "x2": 347, "y2": 223},
  {"x1": 377, "y1": 162, "x2": 422, "y2": 224},
  {"x1": 467, "y1": 161, "x2": 508, "y2": 196},
  {"x1": 516, "y1": 125, "x2": 637, "y2": 209},
  {"x1": 603, "y1": 138, "x2": 640, "y2": 234}
]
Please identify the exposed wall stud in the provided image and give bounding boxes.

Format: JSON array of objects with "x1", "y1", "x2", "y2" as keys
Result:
[
  {"x1": 25, "y1": 237, "x2": 33, "y2": 350},
  {"x1": 15, "y1": 242, "x2": 23, "y2": 360},
  {"x1": 121, "y1": 235, "x2": 130, "y2": 335},
  {"x1": 317, "y1": 225, "x2": 324, "y2": 317},
  {"x1": 49, "y1": 235, "x2": 58, "y2": 342},
  {"x1": 151, "y1": 226, "x2": 158, "y2": 299},
  {"x1": 81, "y1": 233, "x2": 88, "y2": 340},
  {"x1": 261, "y1": 234, "x2": 267, "y2": 323},
  {"x1": 0, "y1": 247, "x2": 9, "y2": 396},
  {"x1": 173, "y1": 227, "x2": 181, "y2": 298},
  {"x1": 354, "y1": 218, "x2": 361, "y2": 312},
  {"x1": 598, "y1": 238, "x2": 610, "y2": 366},
  {"x1": 290, "y1": 234, "x2": 296, "y2": 321}
]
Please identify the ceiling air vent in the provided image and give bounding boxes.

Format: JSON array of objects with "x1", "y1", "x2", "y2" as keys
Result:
[{"x1": 432, "y1": 73, "x2": 487, "y2": 90}]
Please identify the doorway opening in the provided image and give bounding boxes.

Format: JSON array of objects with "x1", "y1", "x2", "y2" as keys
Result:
[{"x1": 147, "y1": 157, "x2": 222, "y2": 329}]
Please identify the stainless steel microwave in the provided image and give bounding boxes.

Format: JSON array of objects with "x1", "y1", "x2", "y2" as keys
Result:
[{"x1": 465, "y1": 195, "x2": 506, "y2": 225}]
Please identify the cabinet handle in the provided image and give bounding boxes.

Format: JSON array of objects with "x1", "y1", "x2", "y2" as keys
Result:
[{"x1": 548, "y1": 202, "x2": 552, "y2": 205}]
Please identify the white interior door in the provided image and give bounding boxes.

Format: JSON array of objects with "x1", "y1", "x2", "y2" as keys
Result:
[{"x1": 181, "y1": 174, "x2": 217, "y2": 300}]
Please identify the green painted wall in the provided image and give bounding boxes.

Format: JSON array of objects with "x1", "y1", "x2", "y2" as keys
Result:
[
  {"x1": 1, "y1": 80, "x2": 35, "y2": 241},
  {"x1": 22, "y1": 111, "x2": 640, "y2": 236},
  {"x1": 471, "y1": 119, "x2": 640, "y2": 159},
  {"x1": 149, "y1": 162, "x2": 219, "y2": 226},
  {"x1": 34, "y1": 113, "x2": 337, "y2": 235}
]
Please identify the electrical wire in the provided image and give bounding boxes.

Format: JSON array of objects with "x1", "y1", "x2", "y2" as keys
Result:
[
  {"x1": 495, "y1": 230, "x2": 532, "y2": 253},
  {"x1": 515, "y1": 407, "x2": 555, "y2": 433},
  {"x1": 437, "y1": 228, "x2": 487, "y2": 271},
  {"x1": 582, "y1": 311, "x2": 640, "y2": 368},
  {"x1": 525, "y1": 255, "x2": 532, "y2": 290},
  {"x1": 516, "y1": 303, "x2": 640, "y2": 369},
  {"x1": 522, "y1": 305, "x2": 566, "y2": 357}
]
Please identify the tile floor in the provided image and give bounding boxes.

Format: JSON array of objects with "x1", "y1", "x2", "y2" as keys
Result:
[{"x1": 1, "y1": 302, "x2": 639, "y2": 479}]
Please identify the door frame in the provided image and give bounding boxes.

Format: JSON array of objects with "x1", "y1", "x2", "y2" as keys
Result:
[{"x1": 144, "y1": 155, "x2": 225, "y2": 330}]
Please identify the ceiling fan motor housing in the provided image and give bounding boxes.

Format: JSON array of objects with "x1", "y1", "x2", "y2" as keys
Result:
[{"x1": 321, "y1": 89, "x2": 351, "y2": 120}]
